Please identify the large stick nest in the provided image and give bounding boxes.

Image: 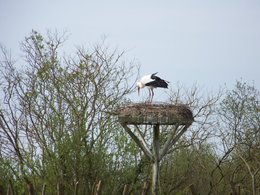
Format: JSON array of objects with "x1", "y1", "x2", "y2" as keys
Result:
[{"x1": 117, "y1": 103, "x2": 194, "y2": 126}]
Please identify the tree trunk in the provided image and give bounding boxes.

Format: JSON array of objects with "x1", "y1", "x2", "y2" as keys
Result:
[
  {"x1": 95, "y1": 180, "x2": 102, "y2": 195},
  {"x1": 141, "y1": 181, "x2": 150, "y2": 195},
  {"x1": 7, "y1": 180, "x2": 14, "y2": 195},
  {"x1": 122, "y1": 184, "x2": 130, "y2": 195},
  {"x1": 42, "y1": 183, "x2": 46, "y2": 195},
  {"x1": 252, "y1": 174, "x2": 256, "y2": 195}
]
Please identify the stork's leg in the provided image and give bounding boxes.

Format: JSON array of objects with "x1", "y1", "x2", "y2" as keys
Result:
[
  {"x1": 147, "y1": 88, "x2": 151, "y2": 103},
  {"x1": 151, "y1": 88, "x2": 154, "y2": 103}
]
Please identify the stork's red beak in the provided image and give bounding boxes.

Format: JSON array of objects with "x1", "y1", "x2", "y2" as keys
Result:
[{"x1": 137, "y1": 87, "x2": 140, "y2": 96}]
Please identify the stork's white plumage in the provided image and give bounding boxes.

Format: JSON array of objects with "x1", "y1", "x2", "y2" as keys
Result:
[{"x1": 137, "y1": 72, "x2": 169, "y2": 103}]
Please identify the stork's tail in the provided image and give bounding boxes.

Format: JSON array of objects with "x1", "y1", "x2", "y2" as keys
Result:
[{"x1": 158, "y1": 79, "x2": 169, "y2": 88}]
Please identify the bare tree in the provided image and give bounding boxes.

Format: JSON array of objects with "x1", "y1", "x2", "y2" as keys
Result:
[
  {"x1": 159, "y1": 84, "x2": 222, "y2": 194},
  {"x1": 218, "y1": 81, "x2": 260, "y2": 195},
  {"x1": 0, "y1": 30, "x2": 139, "y2": 194}
]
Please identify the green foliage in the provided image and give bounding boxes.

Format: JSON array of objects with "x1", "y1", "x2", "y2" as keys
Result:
[{"x1": 160, "y1": 143, "x2": 216, "y2": 194}]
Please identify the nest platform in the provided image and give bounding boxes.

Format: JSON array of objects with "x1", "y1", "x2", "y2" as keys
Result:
[{"x1": 118, "y1": 103, "x2": 194, "y2": 126}]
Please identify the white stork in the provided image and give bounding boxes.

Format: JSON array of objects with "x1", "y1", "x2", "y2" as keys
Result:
[{"x1": 137, "y1": 72, "x2": 169, "y2": 103}]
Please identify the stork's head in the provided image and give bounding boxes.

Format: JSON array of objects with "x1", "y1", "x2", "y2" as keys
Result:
[{"x1": 136, "y1": 81, "x2": 144, "y2": 96}]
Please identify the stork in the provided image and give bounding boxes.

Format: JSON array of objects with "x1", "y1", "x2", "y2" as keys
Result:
[{"x1": 137, "y1": 72, "x2": 169, "y2": 103}]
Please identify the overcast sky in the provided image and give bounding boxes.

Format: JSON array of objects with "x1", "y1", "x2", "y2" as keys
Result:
[{"x1": 1, "y1": 0, "x2": 260, "y2": 100}]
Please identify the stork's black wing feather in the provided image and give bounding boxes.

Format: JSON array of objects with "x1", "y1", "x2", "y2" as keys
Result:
[
  {"x1": 148, "y1": 73, "x2": 169, "y2": 88},
  {"x1": 145, "y1": 79, "x2": 168, "y2": 88}
]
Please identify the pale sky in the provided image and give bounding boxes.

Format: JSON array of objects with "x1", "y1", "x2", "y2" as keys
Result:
[{"x1": 1, "y1": 0, "x2": 260, "y2": 100}]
